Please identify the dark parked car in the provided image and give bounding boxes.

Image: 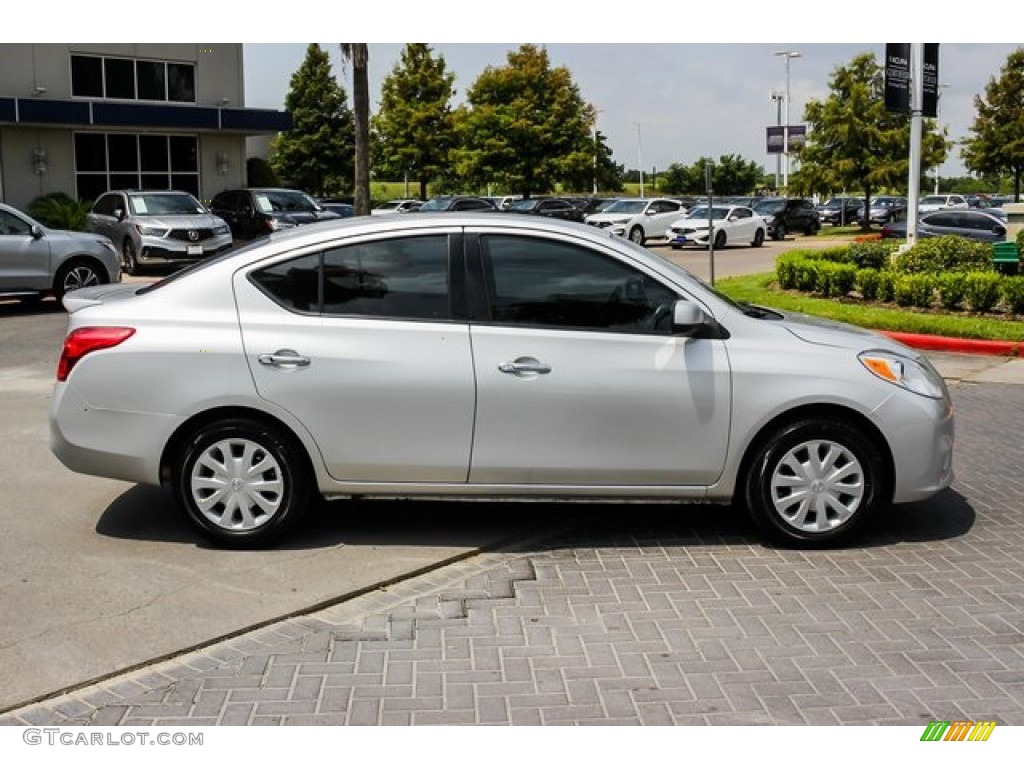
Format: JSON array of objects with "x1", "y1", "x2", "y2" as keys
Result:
[
  {"x1": 319, "y1": 201, "x2": 355, "y2": 218},
  {"x1": 418, "y1": 196, "x2": 498, "y2": 212},
  {"x1": 209, "y1": 188, "x2": 340, "y2": 240},
  {"x1": 753, "y1": 198, "x2": 820, "y2": 240},
  {"x1": 857, "y1": 196, "x2": 907, "y2": 226},
  {"x1": 505, "y1": 197, "x2": 585, "y2": 222},
  {"x1": 817, "y1": 197, "x2": 862, "y2": 226},
  {"x1": 882, "y1": 209, "x2": 1008, "y2": 243}
]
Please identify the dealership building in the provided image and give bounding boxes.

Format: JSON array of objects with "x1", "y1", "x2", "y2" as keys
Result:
[{"x1": 0, "y1": 44, "x2": 289, "y2": 211}]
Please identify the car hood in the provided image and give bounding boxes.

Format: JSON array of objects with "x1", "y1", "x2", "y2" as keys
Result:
[
  {"x1": 774, "y1": 309, "x2": 908, "y2": 354},
  {"x1": 586, "y1": 211, "x2": 636, "y2": 223},
  {"x1": 139, "y1": 214, "x2": 227, "y2": 229}
]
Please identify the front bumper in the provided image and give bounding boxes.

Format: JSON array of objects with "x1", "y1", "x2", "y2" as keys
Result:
[{"x1": 137, "y1": 233, "x2": 233, "y2": 265}]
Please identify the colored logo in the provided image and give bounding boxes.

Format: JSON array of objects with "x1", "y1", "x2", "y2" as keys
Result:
[{"x1": 921, "y1": 720, "x2": 996, "y2": 742}]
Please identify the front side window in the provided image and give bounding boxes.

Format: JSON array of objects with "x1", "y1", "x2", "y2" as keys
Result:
[
  {"x1": 0, "y1": 210, "x2": 32, "y2": 236},
  {"x1": 481, "y1": 235, "x2": 678, "y2": 333}
]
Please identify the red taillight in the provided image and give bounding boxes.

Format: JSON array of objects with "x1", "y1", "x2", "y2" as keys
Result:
[{"x1": 57, "y1": 327, "x2": 136, "y2": 382}]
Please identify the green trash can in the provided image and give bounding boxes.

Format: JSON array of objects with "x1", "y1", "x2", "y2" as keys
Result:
[{"x1": 993, "y1": 242, "x2": 1021, "y2": 275}]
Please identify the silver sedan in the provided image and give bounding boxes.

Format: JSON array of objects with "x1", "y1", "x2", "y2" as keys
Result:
[{"x1": 50, "y1": 214, "x2": 954, "y2": 549}]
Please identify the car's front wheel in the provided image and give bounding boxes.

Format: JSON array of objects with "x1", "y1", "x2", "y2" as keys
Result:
[
  {"x1": 751, "y1": 228, "x2": 765, "y2": 247},
  {"x1": 744, "y1": 418, "x2": 887, "y2": 547},
  {"x1": 122, "y1": 239, "x2": 139, "y2": 276},
  {"x1": 174, "y1": 418, "x2": 312, "y2": 549},
  {"x1": 628, "y1": 226, "x2": 645, "y2": 245},
  {"x1": 54, "y1": 260, "x2": 105, "y2": 299},
  {"x1": 773, "y1": 223, "x2": 786, "y2": 241}
]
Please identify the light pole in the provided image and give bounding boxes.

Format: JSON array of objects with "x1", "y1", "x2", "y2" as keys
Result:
[
  {"x1": 773, "y1": 50, "x2": 801, "y2": 192},
  {"x1": 934, "y1": 84, "x2": 951, "y2": 195},
  {"x1": 770, "y1": 90, "x2": 784, "y2": 191},
  {"x1": 592, "y1": 107, "x2": 604, "y2": 195},
  {"x1": 636, "y1": 122, "x2": 644, "y2": 198}
]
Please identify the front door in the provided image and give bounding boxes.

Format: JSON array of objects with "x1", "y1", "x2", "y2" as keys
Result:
[{"x1": 467, "y1": 231, "x2": 732, "y2": 487}]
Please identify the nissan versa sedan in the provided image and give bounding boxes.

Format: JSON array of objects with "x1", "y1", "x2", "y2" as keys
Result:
[{"x1": 50, "y1": 214, "x2": 954, "y2": 549}]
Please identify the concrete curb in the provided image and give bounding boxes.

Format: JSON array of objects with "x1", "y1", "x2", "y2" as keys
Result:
[{"x1": 881, "y1": 330, "x2": 1023, "y2": 357}]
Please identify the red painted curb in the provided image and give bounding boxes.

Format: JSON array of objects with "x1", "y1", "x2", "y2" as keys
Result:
[{"x1": 880, "y1": 331, "x2": 1023, "y2": 357}]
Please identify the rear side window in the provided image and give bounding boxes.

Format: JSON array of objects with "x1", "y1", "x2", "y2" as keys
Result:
[{"x1": 250, "y1": 235, "x2": 451, "y2": 320}]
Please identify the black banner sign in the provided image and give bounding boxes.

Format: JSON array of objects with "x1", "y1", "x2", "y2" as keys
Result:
[
  {"x1": 922, "y1": 43, "x2": 940, "y2": 118},
  {"x1": 885, "y1": 43, "x2": 911, "y2": 114}
]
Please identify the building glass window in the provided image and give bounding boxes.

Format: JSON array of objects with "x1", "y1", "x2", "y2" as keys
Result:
[
  {"x1": 70, "y1": 54, "x2": 195, "y2": 103},
  {"x1": 75, "y1": 133, "x2": 200, "y2": 202}
]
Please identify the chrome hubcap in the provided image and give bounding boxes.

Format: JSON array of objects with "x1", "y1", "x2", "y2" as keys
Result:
[
  {"x1": 769, "y1": 439, "x2": 864, "y2": 533},
  {"x1": 190, "y1": 438, "x2": 284, "y2": 531}
]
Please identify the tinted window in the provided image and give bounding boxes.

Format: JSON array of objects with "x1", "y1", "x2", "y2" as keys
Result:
[
  {"x1": 481, "y1": 235, "x2": 678, "y2": 333},
  {"x1": 0, "y1": 210, "x2": 32, "y2": 236},
  {"x1": 104, "y1": 58, "x2": 135, "y2": 99},
  {"x1": 136, "y1": 60, "x2": 166, "y2": 100},
  {"x1": 167, "y1": 63, "x2": 196, "y2": 102},
  {"x1": 253, "y1": 237, "x2": 451, "y2": 319},
  {"x1": 71, "y1": 55, "x2": 103, "y2": 97}
]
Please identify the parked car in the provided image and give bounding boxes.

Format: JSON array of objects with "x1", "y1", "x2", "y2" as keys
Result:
[
  {"x1": 753, "y1": 198, "x2": 821, "y2": 240},
  {"x1": 371, "y1": 199, "x2": 422, "y2": 215},
  {"x1": 505, "y1": 197, "x2": 585, "y2": 222},
  {"x1": 419, "y1": 196, "x2": 498, "y2": 212},
  {"x1": 584, "y1": 197, "x2": 685, "y2": 245},
  {"x1": 0, "y1": 202, "x2": 120, "y2": 302},
  {"x1": 87, "y1": 190, "x2": 232, "y2": 275},
  {"x1": 857, "y1": 196, "x2": 907, "y2": 226},
  {"x1": 318, "y1": 201, "x2": 354, "y2": 218},
  {"x1": 51, "y1": 213, "x2": 953, "y2": 550},
  {"x1": 483, "y1": 196, "x2": 521, "y2": 211},
  {"x1": 918, "y1": 194, "x2": 969, "y2": 213},
  {"x1": 666, "y1": 205, "x2": 767, "y2": 249},
  {"x1": 816, "y1": 197, "x2": 862, "y2": 226},
  {"x1": 881, "y1": 209, "x2": 1008, "y2": 242},
  {"x1": 210, "y1": 188, "x2": 340, "y2": 241}
]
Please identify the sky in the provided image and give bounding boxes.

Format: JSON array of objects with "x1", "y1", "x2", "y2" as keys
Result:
[{"x1": 242, "y1": 41, "x2": 1022, "y2": 181}]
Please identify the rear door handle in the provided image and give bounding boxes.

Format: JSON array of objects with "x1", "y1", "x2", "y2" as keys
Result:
[
  {"x1": 258, "y1": 349, "x2": 310, "y2": 368},
  {"x1": 498, "y1": 357, "x2": 551, "y2": 376}
]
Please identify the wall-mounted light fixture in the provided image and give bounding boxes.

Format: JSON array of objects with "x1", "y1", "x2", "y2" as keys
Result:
[
  {"x1": 32, "y1": 147, "x2": 48, "y2": 175},
  {"x1": 216, "y1": 152, "x2": 230, "y2": 176},
  {"x1": 218, "y1": 97, "x2": 230, "y2": 106},
  {"x1": 31, "y1": 85, "x2": 47, "y2": 96}
]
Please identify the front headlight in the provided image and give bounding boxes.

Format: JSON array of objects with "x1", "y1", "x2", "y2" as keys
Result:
[
  {"x1": 213, "y1": 224, "x2": 230, "y2": 235},
  {"x1": 135, "y1": 224, "x2": 167, "y2": 237},
  {"x1": 858, "y1": 350, "x2": 947, "y2": 399}
]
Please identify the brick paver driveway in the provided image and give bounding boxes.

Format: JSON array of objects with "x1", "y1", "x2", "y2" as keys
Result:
[{"x1": 4, "y1": 380, "x2": 1023, "y2": 726}]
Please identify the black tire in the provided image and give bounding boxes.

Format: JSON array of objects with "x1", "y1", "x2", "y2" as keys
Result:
[
  {"x1": 122, "y1": 239, "x2": 139, "y2": 276},
  {"x1": 743, "y1": 418, "x2": 887, "y2": 548},
  {"x1": 805, "y1": 220, "x2": 820, "y2": 236},
  {"x1": 628, "y1": 226, "x2": 645, "y2": 245},
  {"x1": 174, "y1": 418, "x2": 312, "y2": 549},
  {"x1": 751, "y1": 228, "x2": 765, "y2": 247},
  {"x1": 714, "y1": 230, "x2": 727, "y2": 249},
  {"x1": 773, "y1": 223, "x2": 786, "y2": 241},
  {"x1": 54, "y1": 260, "x2": 105, "y2": 299},
  {"x1": 670, "y1": 244, "x2": 681, "y2": 250}
]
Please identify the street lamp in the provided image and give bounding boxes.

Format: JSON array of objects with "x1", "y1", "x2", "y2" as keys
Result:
[
  {"x1": 636, "y1": 122, "x2": 644, "y2": 198},
  {"x1": 934, "y1": 84, "x2": 951, "y2": 195},
  {"x1": 773, "y1": 50, "x2": 802, "y2": 191},
  {"x1": 592, "y1": 106, "x2": 605, "y2": 195}
]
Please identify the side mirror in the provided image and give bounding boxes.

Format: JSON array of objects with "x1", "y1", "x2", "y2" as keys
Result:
[
  {"x1": 30, "y1": 224, "x2": 44, "y2": 240},
  {"x1": 114, "y1": 208, "x2": 125, "y2": 221},
  {"x1": 672, "y1": 300, "x2": 709, "y2": 336},
  {"x1": 994, "y1": 225, "x2": 1007, "y2": 236}
]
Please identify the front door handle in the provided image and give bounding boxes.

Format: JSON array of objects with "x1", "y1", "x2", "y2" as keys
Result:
[
  {"x1": 258, "y1": 349, "x2": 310, "y2": 368},
  {"x1": 498, "y1": 357, "x2": 551, "y2": 376}
]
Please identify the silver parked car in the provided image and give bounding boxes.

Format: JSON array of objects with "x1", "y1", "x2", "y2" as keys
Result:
[
  {"x1": 50, "y1": 214, "x2": 954, "y2": 549},
  {"x1": 0, "y1": 202, "x2": 120, "y2": 303},
  {"x1": 86, "y1": 190, "x2": 232, "y2": 275}
]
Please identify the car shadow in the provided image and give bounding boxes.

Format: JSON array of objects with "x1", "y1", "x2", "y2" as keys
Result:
[
  {"x1": 0, "y1": 296, "x2": 64, "y2": 317},
  {"x1": 94, "y1": 484, "x2": 975, "y2": 553}
]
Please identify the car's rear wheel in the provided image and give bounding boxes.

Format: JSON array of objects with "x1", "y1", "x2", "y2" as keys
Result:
[
  {"x1": 751, "y1": 228, "x2": 765, "y2": 247},
  {"x1": 122, "y1": 239, "x2": 139, "y2": 276},
  {"x1": 175, "y1": 418, "x2": 312, "y2": 549},
  {"x1": 628, "y1": 226, "x2": 645, "y2": 245},
  {"x1": 714, "y1": 230, "x2": 727, "y2": 249},
  {"x1": 805, "y1": 221, "x2": 820, "y2": 236},
  {"x1": 54, "y1": 260, "x2": 105, "y2": 299},
  {"x1": 744, "y1": 418, "x2": 886, "y2": 547},
  {"x1": 773, "y1": 223, "x2": 786, "y2": 241}
]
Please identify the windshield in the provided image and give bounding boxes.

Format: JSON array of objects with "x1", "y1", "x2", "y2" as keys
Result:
[
  {"x1": 254, "y1": 190, "x2": 319, "y2": 214},
  {"x1": 128, "y1": 193, "x2": 205, "y2": 216},
  {"x1": 919, "y1": 196, "x2": 945, "y2": 205},
  {"x1": 376, "y1": 201, "x2": 404, "y2": 211},
  {"x1": 685, "y1": 206, "x2": 731, "y2": 221},
  {"x1": 602, "y1": 200, "x2": 647, "y2": 214},
  {"x1": 508, "y1": 199, "x2": 541, "y2": 211},
  {"x1": 419, "y1": 198, "x2": 453, "y2": 211},
  {"x1": 754, "y1": 200, "x2": 785, "y2": 214}
]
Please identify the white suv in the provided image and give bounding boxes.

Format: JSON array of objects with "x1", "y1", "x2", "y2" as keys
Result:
[
  {"x1": 584, "y1": 197, "x2": 685, "y2": 245},
  {"x1": 918, "y1": 194, "x2": 969, "y2": 213}
]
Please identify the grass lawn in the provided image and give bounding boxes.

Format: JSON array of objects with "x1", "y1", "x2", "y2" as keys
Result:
[{"x1": 715, "y1": 272, "x2": 1024, "y2": 343}]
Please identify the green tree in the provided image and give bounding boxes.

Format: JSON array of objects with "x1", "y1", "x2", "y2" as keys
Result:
[
  {"x1": 560, "y1": 128, "x2": 622, "y2": 193},
  {"x1": 796, "y1": 52, "x2": 946, "y2": 228},
  {"x1": 660, "y1": 155, "x2": 762, "y2": 196},
  {"x1": 453, "y1": 45, "x2": 594, "y2": 197},
  {"x1": 246, "y1": 157, "x2": 279, "y2": 188},
  {"x1": 271, "y1": 44, "x2": 353, "y2": 196},
  {"x1": 962, "y1": 47, "x2": 1024, "y2": 202},
  {"x1": 340, "y1": 44, "x2": 371, "y2": 215},
  {"x1": 371, "y1": 44, "x2": 456, "y2": 201}
]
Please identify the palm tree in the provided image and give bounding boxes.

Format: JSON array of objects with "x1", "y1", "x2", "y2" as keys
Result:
[{"x1": 340, "y1": 44, "x2": 371, "y2": 216}]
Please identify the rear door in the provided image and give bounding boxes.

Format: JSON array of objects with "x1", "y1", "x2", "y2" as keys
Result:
[
  {"x1": 234, "y1": 228, "x2": 476, "y2": 483},
  {"x1": 0, "y1": 208, "x2": 51, "y2": 291}
]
